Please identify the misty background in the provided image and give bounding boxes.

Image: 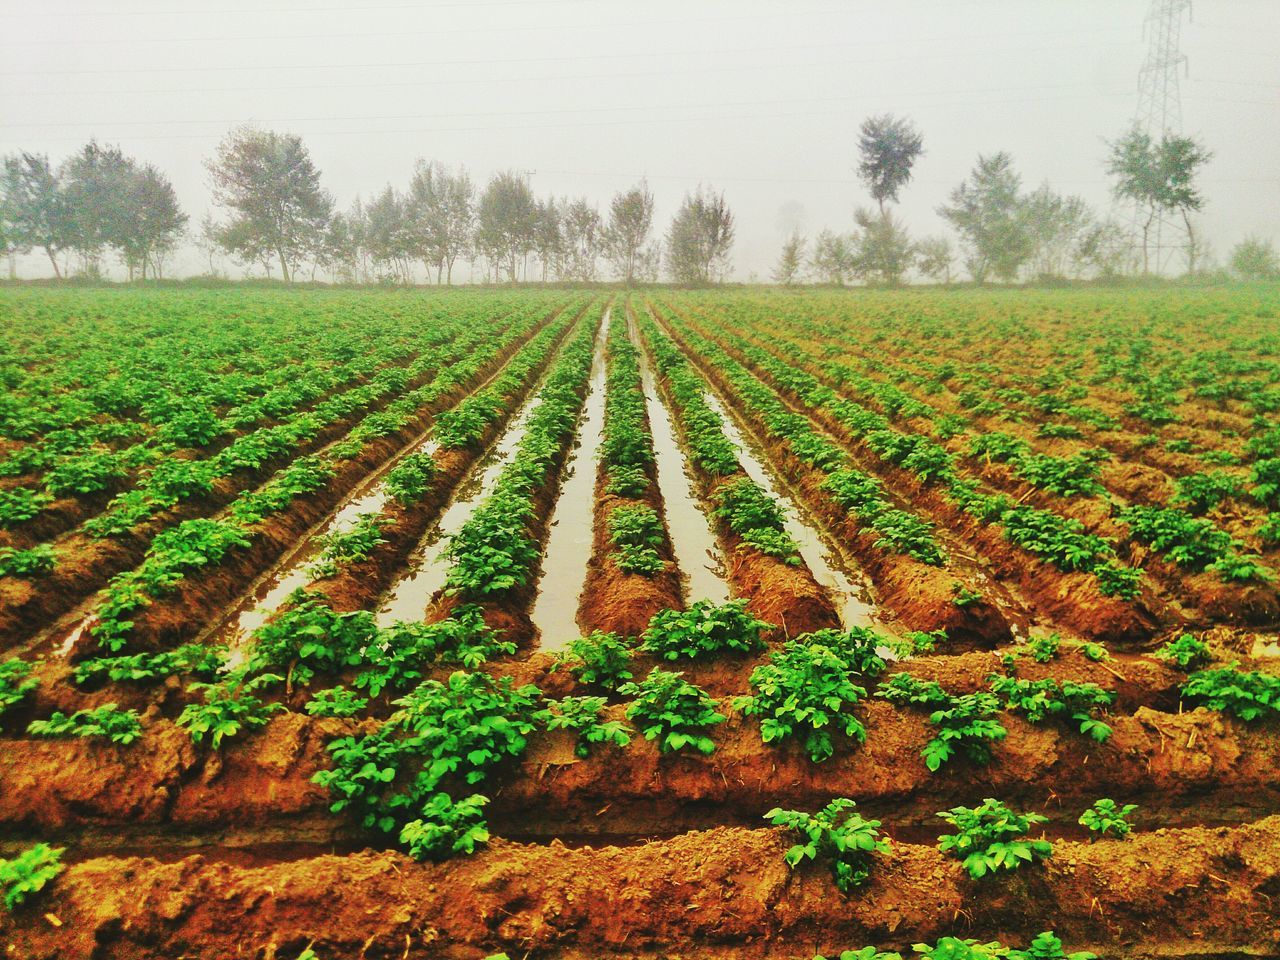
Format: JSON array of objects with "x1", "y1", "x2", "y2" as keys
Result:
[{"x1": 1, "y1": 0, "x2": 1276, "y2": 281}]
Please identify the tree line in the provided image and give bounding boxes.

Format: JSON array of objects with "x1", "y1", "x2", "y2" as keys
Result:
[
  {"x1": 774, "y1": 114, "x2": 1275, "y2": 286},
  {"x1": 1, "y1": 127, "x2": 733, "y2": 285},
  {"x1": 2, "y1": 121, "x2": 1276, "y2": 285}
]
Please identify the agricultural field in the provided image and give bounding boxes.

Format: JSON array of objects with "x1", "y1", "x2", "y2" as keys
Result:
[{"x1": 1, "y1": 284, "x2": 1280, "y2": 959}]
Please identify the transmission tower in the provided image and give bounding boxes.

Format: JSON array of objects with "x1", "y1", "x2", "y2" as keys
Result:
[{"x1": 1127, "y1": 0, "x2": 1193, "y2": 273}]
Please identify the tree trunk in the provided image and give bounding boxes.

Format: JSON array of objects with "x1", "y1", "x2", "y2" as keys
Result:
[
  {"x1": 277, "y1": 248, "x2": 291, "y2": 283},
  {"x1": 45, "y1": 247, "x2": 61, "y2": 279},
  {"x1": 1182, "y1": 208, "x2": 1197, "y2": 274},
  {"x1": 1142, "y1": 209, "x2": 1155, "y2": 275}
]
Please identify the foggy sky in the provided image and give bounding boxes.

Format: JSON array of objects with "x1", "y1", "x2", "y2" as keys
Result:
[{"x1": 1, "y1": 0, "x2": 1277, "y2": 281}]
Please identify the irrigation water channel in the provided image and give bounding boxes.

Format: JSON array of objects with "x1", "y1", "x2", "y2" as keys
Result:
[{"x1": 527, "y1": 312, "x2": 609, "y2": 651}]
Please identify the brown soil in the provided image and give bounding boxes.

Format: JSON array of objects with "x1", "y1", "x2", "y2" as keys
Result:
[{"x1": 3, "y1": 818, "x2": 1277, "y2": 959}]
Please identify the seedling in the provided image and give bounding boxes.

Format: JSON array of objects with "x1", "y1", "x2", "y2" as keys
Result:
[
  {"x1": 554, "y1": 630, "x2": 635, "y2": 691},
  {"x1": 543, "y1": 695, "x2": 631, "y2": 758},
  {"x1": 641, "y1": 599, "x2": 769, "y2": 661},
  {"x1": 1078, "y1": 799, "x2": 1137, "y2": 839},
  {"x1": 765, "y1": 798, "x2": 888, "y2": 892},
  {"x1": 0, "y1": 843, "x2": 65, "y2": 911},
  {"x1": 27, "y1": 703, "x2": 143, "y2": 745},
  {"x1": 936, "y1": 798, "x2": 1053, "y2": 879},
  {"x1": 1153, "y1": 634, "x2": 1213, "y2": 672},
  {"x1": 620, "y1": 669, "x2": 724, "y2": 754}
]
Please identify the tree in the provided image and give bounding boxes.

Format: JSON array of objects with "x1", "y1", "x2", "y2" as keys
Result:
[
  {"x1": 853, "y1": 208, "x2": 913, "y2": 286},
  {"x1": 205, "y1": 127, "x2": 333, "y2": 282},
  {"x1": 60, "y1": 141, "x2": 134, "y2": 275},
  {"x1": 475, "y1": 171, "x2": 537, "y2": 282},
  {"x1": 772, "y1": 231, "x2": 805, "y2": 285},
  {"x1": 666, "y1": 186, "x2": 734, "y2": 285},
  {"x1": 1106, "y1": 127, "x2": 1212, "y2": 274},
  {"x1": 559, "y1": 198, "x2": 602, "y2": 282},
  {"x1": 195, "y1": 211, "x2": 223, "y2": 277},
  {"x1": 857, "y1": 114, "x2": 924, "y2": 215},
  {"x1": 603, "y1": 180, "x2": 655, "y2": 285},
  {"x1": 407, "y1": 161, "x2": 474, "y2": 284},
  {"x1": 938, "y1": 152, "x2": 1031, "y2": 283},
  {"x1": 364, "y1": 185, "x2": 413, "y2": 283},
  {"x1": 1076, "y1": 220, "x2": 1133, "y2": 280},
  {"x1": 532, "y1": 197, "x2": 562, "y2": 281},
  {"x1": 317, "y1": 210, "x2": 362, "y2": 283},
  {"x1": 1022, "y1": 183, "x2": 1093, "y2": 280},
  {"x1": 915, "y1": 236, "x2": 953, "y2": 284},
  {"x1": 809, "y1": 230, "x2": 855, "y2": 286},
  {"x1": 1229, "y1": 237, "x2": 1280, "y2": 281},
  {"x1": 116, "y1": 163, "x2": 186, "y2": 280},
  {"x1": 0, "y1": 152, "x2": 70, "y2": 278}
]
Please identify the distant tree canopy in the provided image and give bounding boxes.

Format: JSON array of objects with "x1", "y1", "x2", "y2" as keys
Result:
[
  {"x1": 1106, "y1": 127, "x2": 1212, "y2": 274},
  {"x1": 1, "y1": 143, "x2": 185, "y2": 280},
  {"x1": 666, "y1": 186, "x2": 734, "y2": 285},
  {"x1": 772, "y1": 231, "x2": 804, "y2": 286},
  {"x1": 1230, "y1": 237, "x2": 1280, "y2": 281},
  {"x1": 475, "y1": 171, "x2": 537, "y2": 283},
  {"x1": 206, "y1": 127, "x2": 332, "y2": 282},
  {"x1": 938, "y1": 152, "x2": 1033, "y2": 284},
  {"x1": 603, "y1": 181, "x2": 655, "y2": 285},
  {"x1": 857, "y1": 114, "x2": 925, "y2": 215}
]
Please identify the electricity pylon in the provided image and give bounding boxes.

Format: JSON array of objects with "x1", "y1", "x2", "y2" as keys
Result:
[{"x1": 1128, "y1": 0, "x2": 1194, "y2": 274}]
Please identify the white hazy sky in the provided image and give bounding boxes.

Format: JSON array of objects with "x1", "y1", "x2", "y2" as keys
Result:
[{"x1": 1, "y1": 0, "x2": 1277, "y2": 280}]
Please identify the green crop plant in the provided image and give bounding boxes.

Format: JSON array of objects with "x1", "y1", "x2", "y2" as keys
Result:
[
  {"x1": 543, "y1": 695, "x2": 631, "y2": 758},
  {"x1": 384, "y1": 451, "x2": 438, "y2": 504},
  {"x1": 353, "y1": 607, "x2": 514, "y2": 698},
  {"x1": 27, "y1": 703, "x2": 143, "y2": 745},
  {"x1": 641, "y1": 598, "x2": 770, "y2": 660},
  {"x1": 736, "y1": 639, "x2": 869, "y2": 762},
  {"x1": 0, "y1": 843, "x2": 65, "y2": 912},
  {"x1": 311, "y1": 512, "x2": 387, "y2": 579},
  {"x1": 1027, "y1": 633, "x2": 1061, "y2": 663},
  {"x1": 765, "y1": 798, "x2": 887, "y2": 892},
  {"x1": 989, "y1": 676, "x2": 1115, "y2": 742},
  {"x1": 1172, "y1": 471, "x2": 1244, "y2": 514},
  {"x1": 815, "y1": 932, "x2": 1096, "y2": 960},
  {"x1": 399, "y1": 793, "x2": 491, "y2": 861},
  {"x1": 1078, "y1": 798, "x2": 1137, "y2": 839},
  {"x1": 1015, "y1": 453, "x2": 1105, "y2": 498},
  {"x1": 305, "y1": 686, "x2": 370, "y2": 718},
  {"x1": 620, "y1": 669, "x2": 725, "y2": 754},
  {"x1": 553, "y1": 630, "x2": 635, "y2": 691},
  {"x1": 178, "y1": 673, "x2": 284, "y2": 749},
  {"x1": 314, "y1": 670, "x2": 543, "y2": 851},
  {"x1": 712, "y1": 477, "x2": 801, "y2": 564},
  {"x1": 936, "y1": 798, "x2": 1053, "y2": 879},
  {"x1": 878, "y1": 674, "x2": 1007, "y2": 771},
  {"x1": 1153, "y1": 634, "x2": 1213, "y2": 672},
  {"x1": 0, "y1": 544, "x2": 57, "y2": 578},
  {"x1": 0, "y1": 658, "x2": 37, "y2": 720},
  {"x1": 607, "y1": 504, "x2": 666, "y2": 575},
  {"x1": 73, "y1": 643, "x2": 229, "y2": 686},
  {"x1": 0, "y1": 488, "x2": 53, "y2": 528},
  {"x1": 1181, "y1": 666, "x2": 1280, "y2": 720}
]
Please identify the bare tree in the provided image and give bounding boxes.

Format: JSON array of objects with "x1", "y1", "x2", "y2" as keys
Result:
[
  {"x1": 666, "y1": 186, "x2": 734, "y2": 285},
  {"x1": 205, "y1": 127, "x2": 333, "y2": 282},
  {"x1": 857, "y1": 114, "x2": 925, "y2": 215},
  {"x1": 772, "y1": 231, "x2": 805, "y2": 285},
  {"x1": 603, "y1": 180, "x2": 655, "y2": 285}
]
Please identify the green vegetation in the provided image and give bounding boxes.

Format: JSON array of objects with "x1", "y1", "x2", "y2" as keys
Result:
[
  {"x1": 0, "y1": 843, "x2": 65, "y2": 912},
  {"x1": 620, "y1": 669, "x2": 725, "y2": 755},
  {"x1": 937, "y1": 798, "x2": 1053, "y2": 879},
  {"x1": 27, "y1": 703, "x2": 143, "y2": 745},
  {"x1": 641, "y1": 599, "x2": 769, "y2": 661},
  {"x1": 1079, "y1": 799, "x2": 1137, "y2": 839},
  {"x1": 765, "y1": 798, "x2": 887, "y2": 892}
]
